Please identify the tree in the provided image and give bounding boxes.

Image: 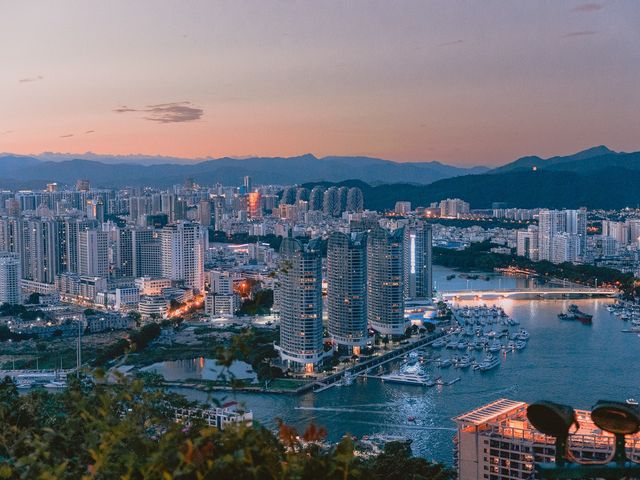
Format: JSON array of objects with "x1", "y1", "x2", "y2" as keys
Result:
[
  {"x1": 128, "y1": 310, "x2": 142, "y2": 327},
  {"x1": 25, "y1": 292, "x2": 40, "y2": 305},
  {"x1": 0, "y1": 376, "x2": 453, "y2": 479}
]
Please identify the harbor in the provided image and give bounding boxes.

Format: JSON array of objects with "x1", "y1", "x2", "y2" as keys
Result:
[{"x1": 172, "y1": 266, "x2": 630, "y2": 465}]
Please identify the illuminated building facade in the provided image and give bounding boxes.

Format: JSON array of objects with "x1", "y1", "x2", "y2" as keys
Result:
[
  {"x1": 276, "y1": 237, "x2": 324, "y2": 372},
  {"x1": 403, "y1": 220, "x2": 432, "y2": 300},
  {"x1": 366, "y1": 226, "x2": 406, "y2": 336},
  {"x1": 327, "y1": 231, "x2": 367, "y2": 354}
]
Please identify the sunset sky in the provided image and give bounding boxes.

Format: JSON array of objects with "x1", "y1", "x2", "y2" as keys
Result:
[{"x1": 1, "y1": 1, "x2": 639, "y2": 165}]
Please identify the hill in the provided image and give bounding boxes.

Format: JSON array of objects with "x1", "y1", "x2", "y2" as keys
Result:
[
  {"x1": 0, "y1": 153, "x2": 487, "y2": 189},
  {"x1": 306, "y1": 167, "x2": 640, "y2": 210}
]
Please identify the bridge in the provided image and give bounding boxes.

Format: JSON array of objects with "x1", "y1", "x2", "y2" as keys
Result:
[{"x1": 438, "y1": 287, "x2": 618, "y2": 300}]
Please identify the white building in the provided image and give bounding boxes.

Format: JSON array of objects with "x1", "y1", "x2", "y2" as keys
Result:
[
  {"x1": 114, "y1": 287, "x2": 140, "y2": 311},
  {"x1": 516, "y1": 225, "x2": 539, "y2": 261},
  {"x1": 439, "y1": 198, "x2": 470, "y2": 218},
  {"x1": 161, "y1": 222, "x2": 205, "y2": 293},
  {"x1": 208, "y1": 270, "x2": 234, "y2": 295},
  {"x1": 0, "y1": 252, "x2": 21, "y2": 304},
  {"x1": 138, "y1": 295, "x2": 169, "y2": 319},
  {"x1": 204, "y1": 292, "x2": 239, "y2": 317},
  {"x1": 551, "y1": 232, "x2": 580, "y2": 264},
  {"x1": 394, "y1": 201, "x2": 411, "y2": 215},
  {"x1": 78, "y1": 229, "x2": 109, "y2": 278},
  {"x1": 135, "y1": 276, "x2": 172, "y2": 295}
]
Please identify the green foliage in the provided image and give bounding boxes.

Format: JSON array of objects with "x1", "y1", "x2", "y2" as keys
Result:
[
  {"x1": 94, "y1": 323, "x2": 162, "y2": 366},
  {"x1": 25, "y1": 292, "x2": 40, "y2": 305},
  {"x1": 0, "y1": 375, "x2": 454, "y2": 479},
  {"x1": 238, "y1": 289, "x2": 274, "y2": 316}
]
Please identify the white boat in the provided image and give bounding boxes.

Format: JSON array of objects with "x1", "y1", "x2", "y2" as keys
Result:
[
  {"x1": 44, "y1": 380, "x2": 68, "y2": 389},
  {"x1": 515, "y1": 341, "x2": 527, "y2": 350},
  {"x1": 446, "y1": 340, "x2": 458, "y2": 349},
  {"x1": 456, "y1": 354, "x2": 473, "y2": 369},
  {"x1": 488, "y1": 340, "x2": 502, "y2": 353},
  {"x1": 478, "y1": 354, "x2": 500, "y2": 371},
  {"x1": 626, "y1": 398, "x2": 639, "y2": 406},
  {"x1": 16, "y1": 380, "x2": 34, "y2": 390},
  {"x1": 380, "y1": 372, "x2": 434, "y2": 387},
  {"x1": 436, "y1": 358, "x2": 452, "y2": 368},
  {"x1": 517, "y1": 329, "x2": 530, "y2": 341}
]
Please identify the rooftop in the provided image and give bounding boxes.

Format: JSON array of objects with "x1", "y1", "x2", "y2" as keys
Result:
[{"x1": 453, "y1": 398, "x2": 526, "y2": 426}]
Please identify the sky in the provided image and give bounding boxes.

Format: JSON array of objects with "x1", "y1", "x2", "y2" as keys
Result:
[{"x1": 1, "y1": 1, "x2": 639, "y2": 166}]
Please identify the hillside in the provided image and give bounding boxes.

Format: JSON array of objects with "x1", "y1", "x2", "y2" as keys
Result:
[
  {"x1": 0, "y1": 153, "x2": 486, "y2": 189},
  {"x1": 306, "y1": 167, "x2": 640, "y2": 210}
]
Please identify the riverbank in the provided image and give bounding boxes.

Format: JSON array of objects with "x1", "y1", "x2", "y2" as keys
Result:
[{"x1": 433, "y1": 241, "x2": 634, "y2": 296}]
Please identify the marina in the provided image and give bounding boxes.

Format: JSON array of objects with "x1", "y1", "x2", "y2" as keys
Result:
[{"x1": 173, "y1": 266, "x2": 633, "y2": 465}]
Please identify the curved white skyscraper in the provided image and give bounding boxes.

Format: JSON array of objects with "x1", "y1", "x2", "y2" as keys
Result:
[
  {"x1": 277, "y1": 237, "x2": 324, "y2": 372},
  {"x1": 366, "y1": 227, "x2": 406, "y2": 336},
  {"x1": 327, "y1": 231, "x2": 367, "y2": 354}
]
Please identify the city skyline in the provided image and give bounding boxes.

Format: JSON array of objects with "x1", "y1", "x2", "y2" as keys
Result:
[{"x1": 3, "y1": 1, "x2": 640, "y2": 165}]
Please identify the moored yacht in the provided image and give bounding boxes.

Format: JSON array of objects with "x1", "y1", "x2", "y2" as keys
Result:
[{"x1": 380, "y1": 372, "x2": 434, "y2": 387}]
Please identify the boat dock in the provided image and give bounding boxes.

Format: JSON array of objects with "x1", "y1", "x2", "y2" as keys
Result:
[{"x1": 300, "y1": 330, "x2": 451, "y2": 395}]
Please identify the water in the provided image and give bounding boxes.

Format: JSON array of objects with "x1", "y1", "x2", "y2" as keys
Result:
[
  {"x1": 143, "y1": 358, "x2": 257, "y2": 382},
  {"x1": 171, "y1": 266, "x2": 638, "y2": 464}
]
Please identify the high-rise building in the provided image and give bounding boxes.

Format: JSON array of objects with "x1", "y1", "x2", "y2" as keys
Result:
[
  {"x1": 276, "y1": 237, "x2": 324, "y2": 372},
  {"x1": 346, "y1": 187, "x2": 364, "y2": 212},
  {"x1": 116, "y1": 227, "x2": 134, "y2": 278},
  {"x1": 367, "y1": 227, "x2": 406, "y2": 336},
  {"x1": 212, "y1": 196, "x2": 225, "y2": 230},
  {"x1": 78, "y1": 229, "x2": 109, "y2": 278},
  {"x1": 566, "y1": 208, "x2": 588, "y2": 256},
  {"x1": 23, "y1": 217, "x2": 63, "y2": 284},
  {"x1": 403, "y1": 221, "x2": 432, "y2": 300},
  {"x1": 394, "y1": 201, "x2": 411, "y2": 215},
  {"x1": 323, "y1": 187, "x2": 341, "y2": 217},
  {"x1": 309, "y1": 186, "x2": 324, "y2": 211},
  {"x1": 197, "y1": 200, "x2": 212, "y2": 227},
  {"x1": 247, "y1": 192, "x2": 262, "y2": 219},
  {"x1": 280, "y1": 186, "x2": 297, "y2": 206},
  {"x1": 537, "y1": 209, "x2": 567, "y2": 261},
  {"x1": 551, "y1": 232, "x2": 580, "y2": 264},
  {"x1": 337, "y1": 186, "x2": 349, "y2": 213},
  {"x1": 516, "y1": 225, "x2": 539, "y2": 261},
  {"x1": 161, "y1": 222, "x2": 205, "y2": 292},
  {"x1": 0, "y1": 252, "x2": 22, "y2": 304},
  {"x1": 295, "y1": 187, "x2": 310, "y2": 203},
  {"x1": 439, "y1": 198, "x2": 470, "y2": 218},
  {"x1": 327, "y1": 232, "x2": 367, "y2": 354},
  {"x1": 538, "y1": 209, "x2": 586, "y2": 262},
  {"x1": 75, "y1": 179, "x2": 90, "y2": 191},
  {"x1": 243, "y1": 175, "x2": 252, "y2": 194}
]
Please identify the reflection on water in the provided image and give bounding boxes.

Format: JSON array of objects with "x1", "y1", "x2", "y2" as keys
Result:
[
  {"x1": 143, "y1": 357, "x2": 257, "y2": 383},
  {"x1": 172, "y1": 266, "x2": 635, "y2": 465}
]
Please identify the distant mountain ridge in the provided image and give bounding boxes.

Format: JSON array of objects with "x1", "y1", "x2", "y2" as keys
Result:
[
  {"x1": 489, "y1": 145, "x2": 623, "y2": 173},
  {"x1": 0, "y1": 153, "x2": 487, "y2": 188},
  {"x1": 2, "y1": 146, "x2": 640, "y2": 209}
]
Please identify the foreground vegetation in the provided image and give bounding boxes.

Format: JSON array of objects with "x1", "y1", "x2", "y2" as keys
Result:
[{"x1": 0, "y1": 375, "x2": 454, "y2": 479}]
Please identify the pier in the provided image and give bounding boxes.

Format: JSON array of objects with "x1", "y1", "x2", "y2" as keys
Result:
[{"x1": 299, "y1": 330, "x2": 450, "y2": 395}]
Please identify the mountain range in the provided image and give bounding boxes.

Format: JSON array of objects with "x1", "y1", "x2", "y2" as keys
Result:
[
  {"x1": 0, "y1": 153, "x2": 487, "y2": 189},
  {"x1": 2, "y1": 146, "x2": 640, "y2": 209}
]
